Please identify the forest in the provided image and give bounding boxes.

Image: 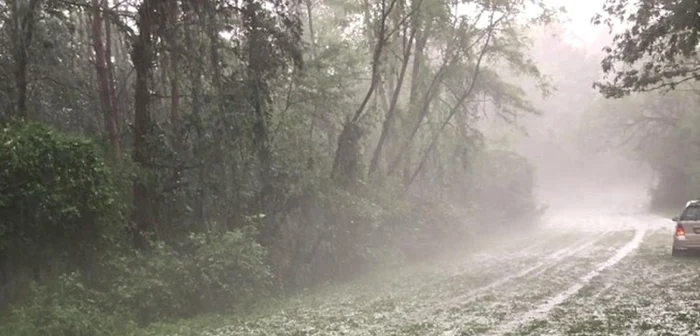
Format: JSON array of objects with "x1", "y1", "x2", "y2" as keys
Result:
[{"x1": 1, "y1": 0, "x2": 698, "y2": 335}]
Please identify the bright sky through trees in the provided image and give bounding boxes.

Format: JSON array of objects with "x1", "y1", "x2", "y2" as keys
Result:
[{"x1": 550, "y1": 0, "x2": 605, "y2": 46}]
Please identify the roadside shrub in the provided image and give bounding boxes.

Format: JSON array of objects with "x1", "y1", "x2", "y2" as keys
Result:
[
  {"x1": 103, "y1": 241, "x2": 190, "y2": 325},
  {"x1": 0, "y1": 121, "x2": 124, "y2": 303},
  {"x1": 0, "y1": 273, "x2": 132, "y2": 336},
  {"x1": 1, "y1": 226, "x2": 273, "y2": 333},
  {"x1": 192, "y1": 227, "x2": 273, "y2": 311},
  {"x1": 472, "y1": 150, "x2": 539, "y2": 225},
  {"x1": 103, "y1": 227, "x2": 272, "y2": 325}
]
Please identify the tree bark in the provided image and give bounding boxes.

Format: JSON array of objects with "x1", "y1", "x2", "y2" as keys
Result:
[
  {"x1": 131, "y1": 0, "x2": 156, "y2": 248},
  {"x1": 331, "y1": 0, "x2": 398, "y2": 184},
  {"x1": 368, "y1": 27, "x2": 416, "y2": 177},
  {"x1": 168, "y1": 0, "x2": 182, "y2": 149},
  {"x1": 104, "y1": 0, "x2": 120, "y2": 135},
  {"x1": 405, "y1": 15, "x2": 496, "y2": 190},
  {"x1": 305, "y1": 0, "x2": 316, "y2": 51},
  {"x1": 243, "y1": 0, "x2": 274, "y2": 204},
  {"x1": 91, "y1": 0, "x2": 120, "y2": 159},
  {"x1": 9, "y1": 0, "x2": 41, "y2": 120},
  {"x1": 183, "y1": 0, "x2": 207, "y2": 224},
  {"x1": 387, "y1": 8, "x2": 490, "y2": 174}
]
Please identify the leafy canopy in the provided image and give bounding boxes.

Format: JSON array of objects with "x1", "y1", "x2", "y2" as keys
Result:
[{"x1": 593, "y1": 0, "x2": 700, "y2": 97}]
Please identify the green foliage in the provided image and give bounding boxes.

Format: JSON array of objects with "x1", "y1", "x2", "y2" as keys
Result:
[
  {"x1": 102, "y1": 227, "x2": 272, "y2": 325},
  {"x1": 0, "y1": 0, "x2": 548, "y2": 332},
  {"x1": 472, "y1": 150, "x2": 538, "y2": 224},
  {"x1": 1, "y1": 227, "x2": 272, "y2": 334},
  {"x1": 0, "y1": 120, "x2": 124, "y2": 278},
  {"x1": 190, "y1": 227, "x2": 274, "y2": 311},
  {"x1": 594, "y1": 0, "x2": 700, "y2": 97},
  {"x1": 0, "y1": 273, "x2": 133, "y2": 336}
]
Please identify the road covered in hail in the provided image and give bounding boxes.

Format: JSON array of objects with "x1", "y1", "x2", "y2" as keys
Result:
[{"x1": 189, "y1": 197, "x2": 700, "y2": 336}]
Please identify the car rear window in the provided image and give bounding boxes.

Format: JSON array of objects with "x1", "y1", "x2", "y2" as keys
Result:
[{"x1": 682, "y1": 206, "x2": 700, "y2": 221}]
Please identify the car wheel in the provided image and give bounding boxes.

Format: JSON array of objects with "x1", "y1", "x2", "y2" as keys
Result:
[{"x1": 672, "y1": 247, "x2": 682, "y2": 257}]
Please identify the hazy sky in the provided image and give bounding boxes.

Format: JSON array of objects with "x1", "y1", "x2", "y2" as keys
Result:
[{"x1": 550, "y1": 0, "x2": 606, "y2": 45}]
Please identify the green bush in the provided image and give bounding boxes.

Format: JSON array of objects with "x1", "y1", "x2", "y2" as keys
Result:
[
  {"x1": 1, "y1": 227, "x2": 273, "y2": 333},
  {"x1": 473, "y1": 150, "x2": 538, "y2": 224},
  {"x1": 103, "y1": 241, "x2": 190, "y2": 325},
  {"x1": 102, "y1": 227, "x2": 273, "y2": 325},
  {"x1": 0, "y1": 121, "x2": 124, "y2": 280},
  {"x1": 0, "y1": 273, "x2": 133, "y2": 336},
  {"x1": 192, "y1": 227, "x2": 274, "y2": 311}
]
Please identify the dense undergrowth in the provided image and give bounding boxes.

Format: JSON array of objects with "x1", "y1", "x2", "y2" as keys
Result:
[{"x1": 0, "y1": 122, "x2": 541, "y2": 335}]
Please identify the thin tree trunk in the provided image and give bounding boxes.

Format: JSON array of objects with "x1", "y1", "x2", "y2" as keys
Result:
[
  {"x1": 104, "y1": 0, "x2": 120, "y2": 135},
  {"x1": 331, "y1": 0, "x2": 398, "y2": 184},
  {"x1": 168, "y1": 0, "x2": 182, "y2": 149},
  {"x1": 132, "y1": 0, "x2": 156, "y2": 248},
  {"x1": 350, "y1": 0, "x2": 397, "y2": 123},
  {"x1": 305, "y1": 0, "x2": 316, "y2": 51},
  {"x1": 386, "y1": 58, "x2": 452, "y2": 173},
  {"x1": 113, "y1": 0, "x2": 129, "y2": 132},
  {"x1": 9, "y1": 0, "x2": 41, "y2": 119},
  {"x1": 405, "y1": 17, "x2": 495, "y2": 190},
  {"x1": 306, "y1": 0, "x2": 318, "y2": 154},
  {"x1": 388, "y1": 9, "x2": 490, "y2": 174},
  {"x1": 369, "y1": 28, "x2": 415, "y2": 177},
  {"x1": 183, "y1": 0, "x2": 206, "y2": 225},
  {"x1": 91, "y1": 0, "x2": 120, "y2": 159},
  {"x1": 242, "y1": 0, "x2": 275, "y2": 211}
]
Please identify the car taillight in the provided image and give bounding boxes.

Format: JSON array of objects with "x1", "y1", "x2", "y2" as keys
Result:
[{"x1": 676, "y1": 224, "x2": 686, "y2": 237}]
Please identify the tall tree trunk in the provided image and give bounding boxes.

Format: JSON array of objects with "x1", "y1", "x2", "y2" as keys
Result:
[
  {"x1": 131, "y1": 0, "x2": 156, "y2": 248},
  {"x1": 305, "y1": 0, "x2": 318, "y2": 155},
  {"x1": 168, "y1": 0, "x2": 182, "y2": 149},
  {"x1": 331, "y1": 0, "x2": 398, "y2": 185},
  {"x1": 368, "y1": 28, "x2": 415, "y2": 177},
  {"x1": 9, "y1": 0, "x2": 41, "y2": 120},
  {"x1": 112, "y1": 0, "x2": 129, "y2": 132},
  {"x1": 104, "y1": 0, "x2": 120, "y2": 135},
  {"x1": 305, "y1": 0, "x2": 316, "y2": 51},
  {"x1": 395, "y1": 21, "x2": 427, "y2": 179},
  {"x1": 405, "y1": 19, "x2": 495, "y2": 190},
  {"x1": 243, "y1": 1, "x2": 273, "y2": 204},
  {"x1": 387, "y1": 13, "x2": 489, "y2": 174},
  {"x1": 91, "y1": 0, "x2": 120, "y2": 159},
  {"x1": 183, "y1": 0, "x2": 206, "y2": 225}
]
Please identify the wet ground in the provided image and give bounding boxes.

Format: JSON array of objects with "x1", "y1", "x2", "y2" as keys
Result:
[{"x1": 187, "y1": 195, "x2": 700, "y2": 336}]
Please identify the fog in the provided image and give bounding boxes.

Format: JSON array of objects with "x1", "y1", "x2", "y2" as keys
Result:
[
  {"x1": 4, "y1": 0, "x2": 699, "y2": 334},
  {"x1": 506, "y1": 14, "x2": 653, "y2": 215}
]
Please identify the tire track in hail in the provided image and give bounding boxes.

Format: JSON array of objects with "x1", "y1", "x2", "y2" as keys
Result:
[
  {"x1": 437, "y1": 230, "x2": 568, "y2": 281},
  {"x1": 299, "y1": 228, "x2": 573, "y2": 319},
  {"x1": 410, "y1": 229, "x2": 614, "y2": 321},
  {"x1": 487, "y1": 224, "x2": 647, "y2": 336}
]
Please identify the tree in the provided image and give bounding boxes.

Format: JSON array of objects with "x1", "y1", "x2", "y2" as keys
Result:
[
  {"x1": 0, "y1": 0, "x2": 556, "y2": 325},
  {"x1": 5, "y1": 0, "x2": 43, "y2": 120},
  {"x1": 90, "y1": 0, "x2": 120, "y2": 158},
  {"x1": 131, "y1": 0, "x2": 156, "y2": 248},
  {"x1": 594, "y1": 0, "x2": 700, "y2": 97}
]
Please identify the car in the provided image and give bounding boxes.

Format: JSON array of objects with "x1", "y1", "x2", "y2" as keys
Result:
[{"x1": 672, "y1": 200, "x2": 700, "y2": 256}]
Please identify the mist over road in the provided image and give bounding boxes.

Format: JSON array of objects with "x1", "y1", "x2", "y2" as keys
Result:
[{"x1": 188, "y1": 188, "x2": 698, "y2": 336}]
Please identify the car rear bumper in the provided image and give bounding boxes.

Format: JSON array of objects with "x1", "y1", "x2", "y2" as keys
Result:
[{"x1": 673, "y1": 237, "x2": 700, "y2": 250}]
